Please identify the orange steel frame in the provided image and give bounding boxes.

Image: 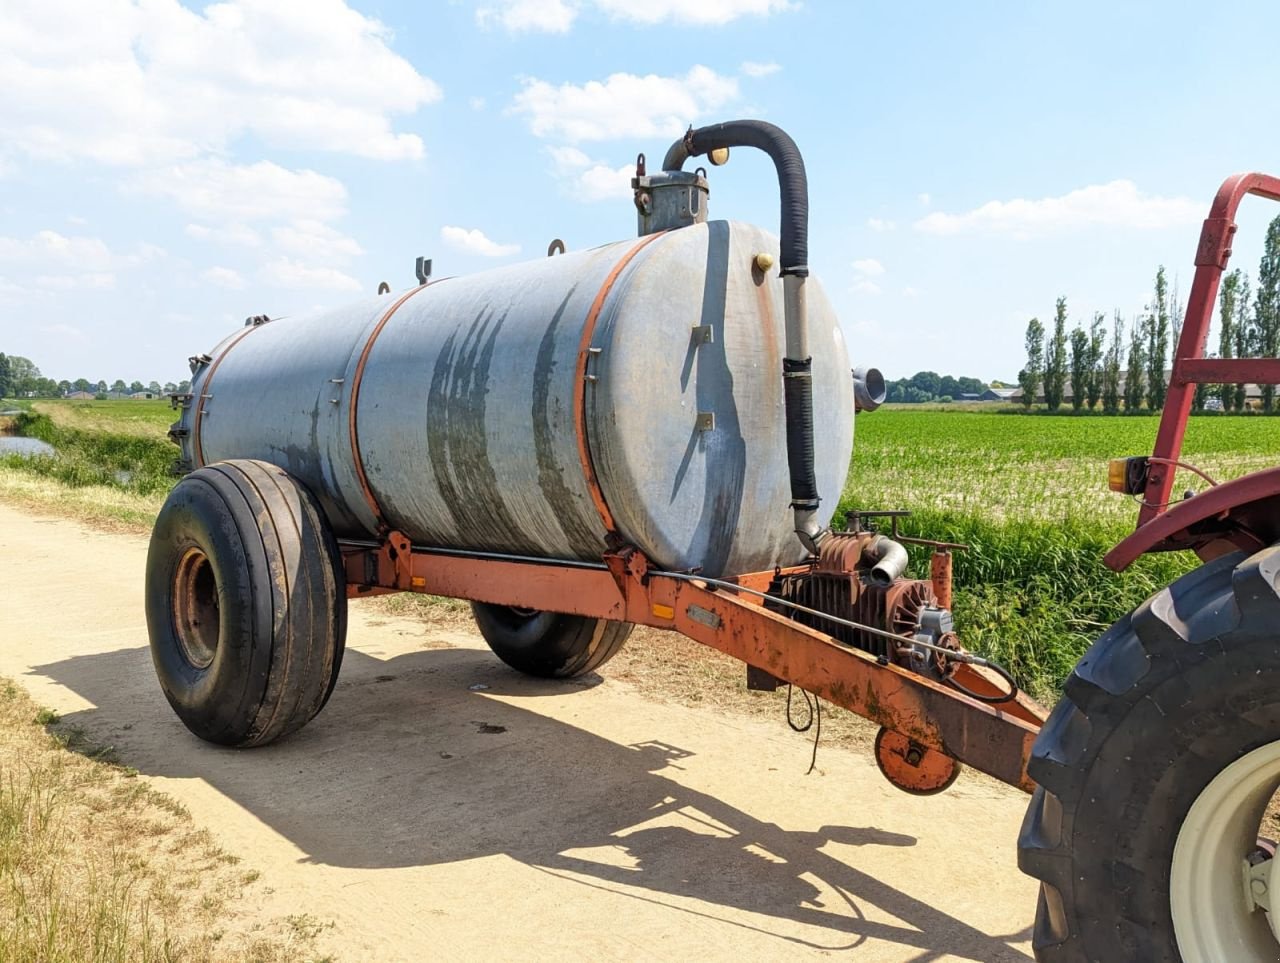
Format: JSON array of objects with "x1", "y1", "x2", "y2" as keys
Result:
[{"x1": 341, "y1": 535, "x2": 1045, "y2": 792}]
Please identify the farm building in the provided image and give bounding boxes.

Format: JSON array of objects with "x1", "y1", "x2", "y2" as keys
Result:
[
  {"x1": 1008, "y1": 378, "x2": 1264, "y2": 405},
  {"x1": 65, "y1": 390, "x2": 96, "y2": 400}
]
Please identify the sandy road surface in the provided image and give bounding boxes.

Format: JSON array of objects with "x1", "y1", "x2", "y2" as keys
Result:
[{"x1": 0, "y1": 502, "x2": 1037, "y2": 961}]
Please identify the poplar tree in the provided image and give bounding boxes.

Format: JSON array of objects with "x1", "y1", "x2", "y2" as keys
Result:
[
  {"x1": 1102, "y1": 312, "x2": 1123, "y2": 414},
  {"x1": 1125, "y1": 315, "x2": 1146, "y2": 412},
  {"x1": 1217, "y1": 270, "x2": 1240, "y2": 411},
  {"x1": 1020, "y1": 318, "x2": 1045, "y2": 409},
  {"x1": 1256, "y1": 216, "x2": 1280, "y2": 412},
  {"x1": 1170, "y1": 274, "x2": 1184, "y2": 355},
  {"x1": 1236, "y1": 273, "x2": 1253, "y2": 411},
  {"x1": 1069, "y1": 325, "x2": 1089, "y2": 411},
  {"x1": 1044, "y1": 297, "x2": 1068, "y2": 411},
  {"x1": 1087, "y1": 312, "x2": 1106, "y2": 409},
  {"x1": 1146, "y1": 266, "x2": 1169, "y2": 410}
]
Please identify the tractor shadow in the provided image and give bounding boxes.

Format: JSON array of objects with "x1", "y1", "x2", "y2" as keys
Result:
[{"x1": 34, "y1": 642, "x2": 1032, "y2": 960}]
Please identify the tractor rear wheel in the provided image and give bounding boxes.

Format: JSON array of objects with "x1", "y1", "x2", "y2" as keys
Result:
[
  {"x1": 145, "y1": 459, "x2": 347, "y2": 747},
  {"x1": 1018, "y1": 544, "x2": 1280, "y2": 961},
  {"x1": 470, "y1": 603, "x2": 632, "y2": 679}
]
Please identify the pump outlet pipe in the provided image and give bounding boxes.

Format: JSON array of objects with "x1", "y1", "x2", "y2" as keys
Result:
[{"x1": 663, "y1": 120, "x2": 825, "y2": 553}]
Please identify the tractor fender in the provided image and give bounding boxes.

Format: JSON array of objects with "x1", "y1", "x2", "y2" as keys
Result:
[{"x1": 1105, "y1": 466, "x2": 1280, "y2": 571}]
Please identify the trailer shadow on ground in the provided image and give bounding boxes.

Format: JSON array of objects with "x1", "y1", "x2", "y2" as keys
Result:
[{"x1": 33, "y1": 642, "x2": 1032, "y2": 960}]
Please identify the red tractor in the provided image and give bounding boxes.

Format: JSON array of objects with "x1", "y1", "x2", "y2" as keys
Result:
[{"x1": 1018, "y1": 173, "x2": 1280, "y2": 961}]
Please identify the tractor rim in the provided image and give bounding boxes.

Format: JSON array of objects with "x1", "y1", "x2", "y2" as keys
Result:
[
  {"x1": 172, "y1": 547, "x2": 220, "y2": 670},
  {"x1": 1171, "y1": 740, "x2": 1280, "y2": 962}
]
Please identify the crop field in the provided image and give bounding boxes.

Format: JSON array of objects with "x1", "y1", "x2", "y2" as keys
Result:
[
  {"x1": 2, "y1": 399, "x2": 1277, "y2": 701},
  {"x1": 841, "y1": 409, "x2": 1278, "y2": 699}
]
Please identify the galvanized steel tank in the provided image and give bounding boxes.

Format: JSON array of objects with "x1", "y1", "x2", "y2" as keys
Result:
[{"x1": 176, "y1": 219, "x2": 854, "y2": 576}]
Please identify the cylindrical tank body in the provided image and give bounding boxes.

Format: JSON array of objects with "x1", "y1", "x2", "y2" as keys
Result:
[{"x1": 180, "y1": 220, "x2": 854, "y2": 576}]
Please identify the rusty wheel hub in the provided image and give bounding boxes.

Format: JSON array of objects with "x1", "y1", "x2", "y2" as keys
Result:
[{"x1": 172, "y1": 547, "x2": 220, "y2": 669}]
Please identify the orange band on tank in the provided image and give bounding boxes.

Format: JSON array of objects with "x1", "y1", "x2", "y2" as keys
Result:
[
  {"x1": 191, "y1": 323, "x2": 267, "y2": 468},
  {"x1": 573, "y1": 232, "x2": 665, "y2": 536},
  {"x1": 348, "y1": 283, "x2": 436, "y2": 532}
]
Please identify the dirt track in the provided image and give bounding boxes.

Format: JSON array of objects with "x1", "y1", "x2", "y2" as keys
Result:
[{"x1": 0, "y1": 501, "x2": 1036, "y2": 961}]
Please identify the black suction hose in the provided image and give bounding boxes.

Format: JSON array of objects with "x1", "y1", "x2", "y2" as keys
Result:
[
  {"x1": 662, "y1": 120, "x2": 808, "y2": 277},
  {"x1": 664, "y1": 120, "x2": 824, "y2": 551}
]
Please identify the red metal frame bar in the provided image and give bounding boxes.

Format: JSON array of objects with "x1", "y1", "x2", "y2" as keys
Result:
[
  {"x1": 342, "y1": 538, "x2": 1045, "y2": 791},
  {"x1": 1106, "y1": 467, "x2": 1280, "y2": 570},
  {"x1": 1139, "y1": 173, "x2": 1280, "y2": 529}
]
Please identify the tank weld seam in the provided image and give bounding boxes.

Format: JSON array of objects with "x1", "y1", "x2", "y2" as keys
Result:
[
  {"x1": 190, "y1": 324, "x2": 268, "y2": 468},
  {"x1": 573, "y1": 232, "x2": 666, "y2": 539},
  {"x1": 348, "y1": 280, "x2": 447, "y2": 534}
]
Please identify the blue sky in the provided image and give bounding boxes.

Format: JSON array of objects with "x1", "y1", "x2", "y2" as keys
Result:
[{"x1": 3, "y1": 0, "x2": 1279, "y2": 385}]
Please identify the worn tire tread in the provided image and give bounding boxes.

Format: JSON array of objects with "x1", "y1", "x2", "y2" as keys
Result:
[{"x1": 1018, "y1": 546, "x2": 1280, "y2": 961}]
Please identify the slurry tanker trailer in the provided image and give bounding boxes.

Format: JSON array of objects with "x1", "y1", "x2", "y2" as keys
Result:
[{"x1": 145, "y1": 119, "x2": 1280, "y2": 962}]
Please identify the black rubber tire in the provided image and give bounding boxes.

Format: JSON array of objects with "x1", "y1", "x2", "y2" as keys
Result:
[
  {"x1": 470, "y1": 602, "x2": 632, "y2": 679},
  {"x1": 144, "y1": 459, "x2": 347, "y2": 747},
  {"x1": 1018, "y1": 544, "x2": 1280, "y2": 961}
]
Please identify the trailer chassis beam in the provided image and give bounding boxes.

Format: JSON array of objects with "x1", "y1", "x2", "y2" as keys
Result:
[{"x1": 341, "y1": 538, "x2": 1043, "y2": 792}]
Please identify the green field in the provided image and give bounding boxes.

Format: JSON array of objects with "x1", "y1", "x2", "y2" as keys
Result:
[
  {"x1": 3, "y1": 399, "x2": 1277, "y2": 701},
  {"x1": 840, "y1": 410, "x2": 1278, "y2": 698}
]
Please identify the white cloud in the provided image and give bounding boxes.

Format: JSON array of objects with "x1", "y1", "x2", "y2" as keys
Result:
[
  {"x1": 850, "y1": 258, "x2": 884, "y2": 296},
  {"x1": 917, "y1": 192, "x2": 931, "y2": 207},
  {"x1": 0, "y1": 0, "x2": 440, "y2": 168},
  {"x1": 440, "y1": 226, "x2": 521, "y2": 258},
  {"x1": 0, "y1": 229, "x2": 156, "y2": 293},
  {"x1": 0, "y1": 230, "x2": 160, "y2": 272},
  {"x1": 740, "y1": 60, "x2": 782, "y2": 77},
  {"x1": 261, "y1": 257, "x2": 361, "y2": 291},
  {"x1": 477, "y1": 0, "x2": 577, "y2": 32},
  {"x1": 272, "y1": 220, "x2": 363, "y2": 262},
  {"x1": 35, "y1": 272, "x2": 117, "y2": 291},
  {"x1": 867, "y1": 217, "x2": 895, "y2": 232},
  {"x1": 202, "y1": 266, "x2": 246, "y2": 289},
  {"x1": 594, "y1": 0, "x2": 792, "y2": 25},
  {"x1": 185, "y1": 222, "x2": 264, "y2": 248},
  {"x1": 134, "y1": 160, "x2": 347, "y2": 224},
  {"x1": 916, "y1": 180, "x2": 1203, "y2": 238},
  {"x1": 903, "y1": 285, "x2": 921, "y2": 299},
  {"x1": 475, "y1": 0, "x2": 790, "y2": 31},
  {"x1": 469, "y1": 96, "x2": 487, "y2": 111},
  {"x1": 576, "y1": 163, "x2": 633, "y2": 201},
  {"x1": 547, "y1": 146, "x2": 633, "y2": 202},
  {"x1": 512, "y1": 66, "x2": 738, "y2": 142},
  {"x1": 160, "y1": 164, "x2": 362, "y2": 290}
]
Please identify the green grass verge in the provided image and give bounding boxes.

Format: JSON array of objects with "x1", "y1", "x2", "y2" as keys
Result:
[{"x1": 1, "y1": 411, "x2": 177, "y2": 497}]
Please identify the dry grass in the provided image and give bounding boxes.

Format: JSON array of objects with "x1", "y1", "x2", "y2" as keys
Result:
[
  {"x1": 0, "y1": 679, "x2": 332, "y2": 963},
  {"x1": 0, "y1": 467, "x2": 161, "y2": 534}
]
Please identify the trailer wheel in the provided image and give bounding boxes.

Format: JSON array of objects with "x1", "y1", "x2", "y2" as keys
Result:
[
  {"x1": 145, "y1": 459, "x2": 347, "y2": 747},
  {"x1": 1018, "y1": 544, "x2": 1280, "y2": 961},
  {"x1": 470, "y1": 603, "x2": 632, "y2": 678}
]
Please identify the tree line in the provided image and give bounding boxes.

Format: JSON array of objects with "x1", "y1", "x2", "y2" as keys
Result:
[
  {"x1": 1019, "y1": 214, "x2": 1280, "y2": 414},
  {"x1": 884, "y1": 371, "x2": 990, "y2": 404},
  {"x1": 0, "y1": 353, "x2": 190, "y2": 400}
]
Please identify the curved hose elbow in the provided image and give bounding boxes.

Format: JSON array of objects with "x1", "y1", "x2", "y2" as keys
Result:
[
  {"x1": 865, "y1": 535, "x2": 909, "y2": 587},
  {"x1": 853, "y1": 366, "x2": 886, "y2": 413}
]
